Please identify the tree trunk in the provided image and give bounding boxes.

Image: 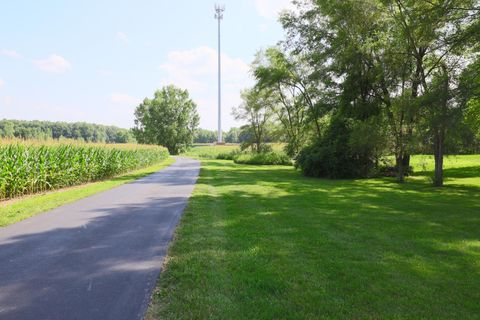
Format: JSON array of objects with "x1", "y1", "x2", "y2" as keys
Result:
[
  {"x1": 433, "y1": 129, "x2": 444, "y2": 187},
  {"x1": 396, "y1": 155, "x2": 405, "y2": 183},
  {"x1": 402, "y1": 154, "x2": 410, "y2": 173},
  {"x1": 433, "y1": 64, "x2": 449, "y2": 187}
]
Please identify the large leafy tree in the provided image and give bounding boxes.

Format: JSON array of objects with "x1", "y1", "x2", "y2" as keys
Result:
[
  {"x1": 385, "y1": 0, "x2": 480, "y2": 186},
  {"x1": 281, "y1": 0, "x2": 480, "y2": 185},
  {"x1": 282, "y1": 0, "x2": 399, "y2": 177},
  {"x1": 133, "y1": 85, "x2": 199, "y2": 154}
]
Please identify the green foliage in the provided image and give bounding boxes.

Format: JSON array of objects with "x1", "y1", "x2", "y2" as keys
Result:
[
  {"x1": 234, "y1": 88, "x2": 275, "y2": 153},
  {"x1": 214, "y1": 149, "x2": 240, "y2": 160},
  {"x1": 465, "y1": 98, "x2": 480, "y2": 139},
  {"x1": 194, "y1": 129, "x2": 217, "y2": 143},
  {"x1": 240, "y1": 140, "x2": 273, "y2": 153},
  {"x1": 0, "y1": 119, "x2": 135, "y2": 143},
  {"x1": 182, "y1": 145, "x2": 241, "y2": 159},
  {"x1": 233, "y1": 151, "x2": 292, "y2": 166},
  {"x1": 279, "y1": 0, "x2": 480, "y2": 183},
  {"x1": 193, "y1": 128, "x2": 251, "y2": 144},
  {"x1": 133, "y1": 85, "x2": 199, "y2": 154},
  {"x1": 253, "y1": 47, "x2": 320, "y2": 156},
  {"x1": 296, "y1": 116, "x2": 379, "y2": 178},
  {"x1": 224, "y1": 127, "x2": 243, "y2": 143},
  {"x1": 0, "y1": 141, "x2": 169, "y2": 200}
]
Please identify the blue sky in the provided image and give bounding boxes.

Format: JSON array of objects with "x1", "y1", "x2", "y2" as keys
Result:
[{"x1": 0, "y1": 0, "x2": 294, "y2": 130}]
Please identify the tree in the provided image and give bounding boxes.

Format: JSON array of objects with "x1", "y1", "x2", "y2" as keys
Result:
[
  {"x1": 281, "y1": 0, "x2": 395, "y2": 176},
  {"x1": 224, "y1": 127, "x2": 241, "y2": 143},
  {"x1": 194, "y1": 129, "x2": 217, "y2": 143},
  {"x1": 253, "y1": 47, "x2": 317, "y2": 157},
  {"x1": 133, "y1": 85, "x2": 199, "y2": 154},
  {"x1": 0, "y1": 119, "x2": 134, "y2": 143},
  {"x1": 386, "y1": 0, "x2": 479, "y2": 186},
  {"x1": 281, "y1": 0, "x2": 480, "y2": 184},
  {"x1": 461, "y1": 57, "x2": 480, "y2": 148},
  {"x1": 1, "y1": 120, "x2": 15, "y2": 138},
  {"x1": 233, "y1": 88, "x2": 274, "y2": 152}
]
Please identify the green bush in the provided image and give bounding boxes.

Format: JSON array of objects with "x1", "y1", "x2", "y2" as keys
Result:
[
  {"x1": 240, "y1": 141, "x2": 273, "y2": 153},
  {"x1": 296, "y1": 116, "x2": 378, "y2": 178},
  {"x1": 233, "y1": 151, "x2": 292, "y2": 166},
  {"x1": 216, "y1": 149, "x2": 242, "y2": 160},
  {"x1": 376, "y1": 159, "x2": 414, "y2": 177}
]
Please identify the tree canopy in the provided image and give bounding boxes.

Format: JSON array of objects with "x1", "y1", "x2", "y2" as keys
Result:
[
  {"x1": 0, "y1": 119, "x2": 135, "y2": 143},
  {"x1": 133, "y1": 86, "x2": 199, "y2": 154},
  {"x1": 237, "y1": 0, "x2": 480, "y2": 185}
]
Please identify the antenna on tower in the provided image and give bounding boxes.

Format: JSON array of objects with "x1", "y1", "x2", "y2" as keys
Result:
[
  {"x1": 214, "y1": 4, "x2": 225, "y2": 144},
  {"x1": 214, "y1": 4, "x2": 225, "y2": 20}
]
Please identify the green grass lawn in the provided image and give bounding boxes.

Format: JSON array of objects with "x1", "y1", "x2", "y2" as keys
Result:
[
  {"x1": 0, "y1": 157, "x2": 175, "y2": 227},
  {"x1": 147, "y1": 155, "x2": 480, "y2": 319}
]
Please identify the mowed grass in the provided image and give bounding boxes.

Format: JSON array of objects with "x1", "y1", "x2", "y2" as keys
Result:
[
  {"x1": 148, "y1": 155, "x2": 480, "y2": 319},
  {"x1": 0, "y1": 157, "x2": 175, "y2": 227}
]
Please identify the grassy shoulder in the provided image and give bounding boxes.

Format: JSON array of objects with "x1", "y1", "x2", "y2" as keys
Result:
[
  {"x1": 0, "y1": 157, "x2": 175, "y2": 227},
  {"x1": 147, "y1": 155, "x2": 480, "y2": 319}
]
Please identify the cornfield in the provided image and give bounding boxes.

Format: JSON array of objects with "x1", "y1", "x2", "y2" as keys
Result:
[{"x1": 0, "y1": 139, "x2": 169, "y2": 200}]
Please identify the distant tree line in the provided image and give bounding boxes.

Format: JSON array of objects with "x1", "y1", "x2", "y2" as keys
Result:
[
  {"x1": 0, "y1": 119, "x2": 136, "y2": 143},
  {"x1": 194, "y1": 128, "x2": 248, "y2": 144},
  {"x1": 235, "y1": 0, "x2": 480, "y2": 187},
  {"x1": 194, "y1": 127, "x2": 282, "y2": 145}
]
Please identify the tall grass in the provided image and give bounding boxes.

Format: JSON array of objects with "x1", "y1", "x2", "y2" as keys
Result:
[
  {"x1": 0, "y1": 140, "x2": 169, "y2": 200},
  {"x1": 233, "y1": 151, "x2": 292, "y2": 166}
]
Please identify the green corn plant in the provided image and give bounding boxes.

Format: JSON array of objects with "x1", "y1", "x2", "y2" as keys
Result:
[{"x1": 0, "y1": 140, "x2": 169, "y2": 200}]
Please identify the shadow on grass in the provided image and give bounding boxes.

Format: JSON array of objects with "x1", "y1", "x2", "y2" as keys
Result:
[
  {"x1": 158, "y1": 159, "x2": 480, "y2": 319},
  {"x1": 413, "y1": 165, "x2": 480, "y2": 179}
]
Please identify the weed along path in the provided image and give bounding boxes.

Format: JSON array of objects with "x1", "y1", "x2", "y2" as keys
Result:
[{"x1": 0, "y1": 157, "x2": 200, "y2": 320}]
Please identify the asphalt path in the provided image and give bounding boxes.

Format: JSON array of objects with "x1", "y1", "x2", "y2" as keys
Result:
[{"x1": 0, "y1": 157, "x2": 200, "y2": 320}]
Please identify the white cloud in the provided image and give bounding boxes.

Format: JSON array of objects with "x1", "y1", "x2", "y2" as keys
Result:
[
  {"x1": 158, "y1": 46, "x2": 252, "y2": 130},
  {"x1": 253, "y1": 0, "x2": 296, "y2": 19},
  {"x1": 34, "y1": 54, "x2": 71, "y2": 73},
  {"x1": 0, "y1": 78, "x2": 4, "y2": 88},
  {"x1": 1, "y1": 49, "x2": 22, "y2": 59},
  {"x1": 116, "y1": 32, "x2": 129, "y2": 44},
  {"x1": 109, "y1": 92, "x2": 141, "y2": 105}
]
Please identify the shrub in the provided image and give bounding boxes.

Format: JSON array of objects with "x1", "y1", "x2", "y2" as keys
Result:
[
  {"x1": 216, "y1": 149, "x2": 242, "y2": 160},
  {"x1": 376, "y1": 159, "x2": 414, "y2": 177},
  {"x1": 240, "y1": 141, "x2": 273, "y2": 153},
  {"x1": 233, "y1": 151, "x2": 292, "y2": 166},
  {"x1": 296, "y1": 116, "x2": 379, "y2": 178}
]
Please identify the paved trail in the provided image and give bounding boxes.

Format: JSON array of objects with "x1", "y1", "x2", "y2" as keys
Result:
[{"x1": 0, "y1": 157, "x2": 200, "y2": 320}]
